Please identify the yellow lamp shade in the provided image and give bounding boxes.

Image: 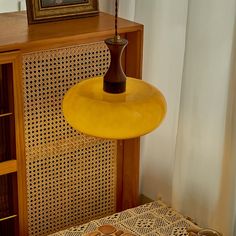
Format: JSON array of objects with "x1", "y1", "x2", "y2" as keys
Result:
[{"x1": 63, "y1": 77, "x2": 166, "y2": 139}]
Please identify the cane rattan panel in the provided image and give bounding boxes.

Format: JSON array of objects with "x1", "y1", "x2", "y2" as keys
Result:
[{"x1": 22, "y1": 42, "x2": 117, "y2": 236}]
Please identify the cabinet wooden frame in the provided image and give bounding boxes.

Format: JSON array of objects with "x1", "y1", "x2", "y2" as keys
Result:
[
  {"x1": 0, "y1": 52, "x2": 27, "y2": 236},
  {"x1": 0, "y1": 12, "x2": 143, "y2": 235},
  {"x1": 0, "y1": 160, "x2": 17, "y2": 175},
  {"x1": 0, "y1": 172, "x2": 19, "y2": 236}
]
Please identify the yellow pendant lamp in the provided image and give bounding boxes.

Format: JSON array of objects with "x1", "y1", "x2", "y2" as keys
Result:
[{"x1": 63, "y1": 0, "x2": 167, "y2": 139}]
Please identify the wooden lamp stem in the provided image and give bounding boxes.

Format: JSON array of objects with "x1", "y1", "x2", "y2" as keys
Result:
[
  {"x1": 103, "y1": 38, "x2": 128, "y2": 94},
  {"x1": 103, "y1": 0, "x2": 128, "y2": 94}
]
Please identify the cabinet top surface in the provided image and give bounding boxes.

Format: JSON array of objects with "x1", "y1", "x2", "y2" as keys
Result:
[{"x1": 0, "y1": 11, "x2": 143, "y2": 53}]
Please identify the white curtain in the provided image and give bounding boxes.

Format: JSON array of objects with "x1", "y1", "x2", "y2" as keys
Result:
[
  {"x1": 101, "y1": 0, "x2": 236, "y2": 235},
  {"x1": 172, "y1": 1, "x2": 236, "y2": 235},
  {"x1": 1, "y1": 0, "x2": 236, "y2": 234}
]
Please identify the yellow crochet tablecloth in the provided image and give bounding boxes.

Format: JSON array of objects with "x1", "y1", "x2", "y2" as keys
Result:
[{"x1": 49, "y1": 201, "x2": 200, "y2": 236}]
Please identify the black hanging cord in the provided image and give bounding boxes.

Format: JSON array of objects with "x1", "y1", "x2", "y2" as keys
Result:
[
  {"x1": 115, "y1": 0, "x2": 119, "y2": 38},
  {"x1": 103, "y1": 0, "x2": 128, "y2": 93}
]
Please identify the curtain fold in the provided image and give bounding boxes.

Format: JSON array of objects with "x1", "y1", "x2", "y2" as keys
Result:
[
  {"x1": 172, "y1": 1, "x2": 236, "y2": 235},
  {"x1": 110, "y1": 0, "x2": 236, "y2": 235},
  {"x1": 134, "y1": 0, "x2": 188, "y2": 204}
]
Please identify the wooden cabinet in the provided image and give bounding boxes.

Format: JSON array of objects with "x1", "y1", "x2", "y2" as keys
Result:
[
  {"x1": 0, "y1": 12, "x2": 143, "y2": 236},
  {"x1": 0, "y1": 173, "x2": 18, "y2": 235},
  {"x1": 0, "y1": 53, "x2": 23, "y2": 236},
  {"x1": 0, "y1": 65, "x2": 15, "y2": 231}
]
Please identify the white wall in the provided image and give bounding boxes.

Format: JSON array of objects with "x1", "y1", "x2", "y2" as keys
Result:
[
  {"x1": 0, "y1": 0, "x2": 18, "y2": 12},
  {"x1": 0, "y1": 0, "x2": 26, "y2": 13},
  {"x1": 99, "y1": 0, "x2": 113, "y2": 14},
  {"x1": 99, "y1": 0, "x2": 135, "y2": 20}
]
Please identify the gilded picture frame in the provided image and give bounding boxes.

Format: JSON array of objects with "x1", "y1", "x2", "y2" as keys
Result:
[{"x1": 26, "y1": 0, "x2": 99, "y2": 24}]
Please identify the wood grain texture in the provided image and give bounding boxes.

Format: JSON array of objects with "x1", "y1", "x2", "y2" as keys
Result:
[
  {"x1": 116, "y1": 140, "x2": 124, "y2": 212},
  {"x1": 0, "y1": 51, "x2": 27, "y2": 236},
  {"x1": 0, "y1": 11, "x2": 144, "y2": 234},
  {"x1": 120, "y1": 29, "x2": 143, "y2": 210},
  {"x1": 12, "y1": 54, "x2": 28, "y2": 236},
  {"x1": 122, "y1": 138, "x2": 140, "y2": 209},
  {"x1": 0, "y1": 11, "x2": 142, "y2": 53},
  {"x1": 0, "y1": 160, "x2": 17, "y2": 175},
  {"x1": 125, "y1": 29, "x2": 144, "y2": 79}
]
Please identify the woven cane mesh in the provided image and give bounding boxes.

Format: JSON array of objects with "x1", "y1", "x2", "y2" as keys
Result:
[{"x1": 22, "y1": 42, "x2": 117, "y2": 236}]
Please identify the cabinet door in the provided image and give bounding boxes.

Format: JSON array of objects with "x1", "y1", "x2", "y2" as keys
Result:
[
  {"x1": 0, "y1": 63, "x2": 15, "y2": 163},
  {"x1": 0, "y1": 55, "x2": 19, "y2": 236},
  {"x1": 22, "y1": 42, "x2": 117, "y2": 236},
  {"x1": 0, "y1": 173, "x2": 18, "y2": 236}
]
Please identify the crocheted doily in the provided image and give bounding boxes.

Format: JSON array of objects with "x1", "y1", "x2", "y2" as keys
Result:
[{"x1": 50, "y1": 201, "x2": 200, "y2": 236}]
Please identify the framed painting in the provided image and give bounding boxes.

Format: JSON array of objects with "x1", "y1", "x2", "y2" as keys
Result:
[{"x1": 26, "y1": 0, "x2": 99, "y2": 24}]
